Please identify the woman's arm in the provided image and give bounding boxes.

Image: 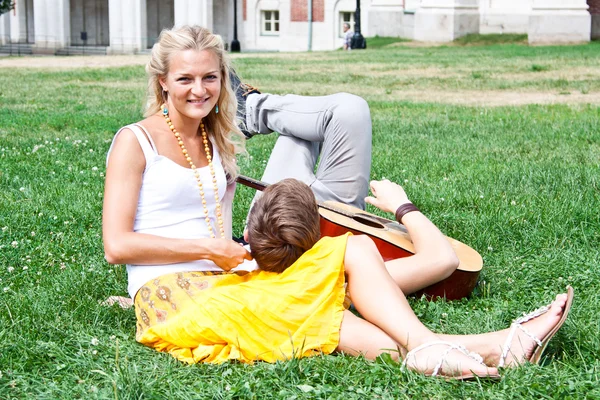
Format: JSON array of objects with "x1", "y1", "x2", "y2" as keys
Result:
[
  {"x1": 365, "y1": 179, "x2": 459, "y2": 294},
  {"x1": 102, "y1": 128, "x2": 251, "y2": 271}
]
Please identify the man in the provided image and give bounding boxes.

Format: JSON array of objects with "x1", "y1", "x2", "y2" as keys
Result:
[
  {"x1": 231, "y1": 72, "x2": 372, "y2": 210},
  {"x1": 342, "y1": 22, "x2": 353, "y2": 50},
  {"x1": 231, "y1": 73, "x2": 459, "y2": 295}
]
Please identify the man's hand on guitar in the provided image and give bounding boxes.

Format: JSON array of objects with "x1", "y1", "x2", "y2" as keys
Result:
[{"x1": 365, "y1": 179, "x2": 411, "y2": 214}]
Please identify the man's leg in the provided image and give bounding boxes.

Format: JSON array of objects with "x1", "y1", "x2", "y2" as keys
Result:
[{"x1": 245, "y1": 92, "x2": 372, "y2": 209}]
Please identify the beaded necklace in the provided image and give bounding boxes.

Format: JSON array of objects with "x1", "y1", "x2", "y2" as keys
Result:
[{"x1": 162, "y1": 106, "x2": 225, "y2": 238}]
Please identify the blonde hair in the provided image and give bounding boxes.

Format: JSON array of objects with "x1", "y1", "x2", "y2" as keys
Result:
[{"x1": 145, "y1": 25, "x2": 245, "y2": 182}]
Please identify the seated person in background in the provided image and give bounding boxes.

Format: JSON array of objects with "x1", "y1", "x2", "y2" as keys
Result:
[{"x1": 342, "y1": 23, "x2": 353, "y2": 50}]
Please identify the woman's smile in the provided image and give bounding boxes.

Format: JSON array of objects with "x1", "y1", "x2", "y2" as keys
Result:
[{"x1": 188, "y1": 98, "x2": 210, "y2": 105}]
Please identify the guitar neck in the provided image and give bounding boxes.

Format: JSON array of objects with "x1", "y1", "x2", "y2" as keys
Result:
[
  {"x1": 236, "y1": 175, "x2": 403, "y2": 230},
  {"x1": 237, "y1": 175, "x2": 352, "y2": 215},
  {"x1": 236, "y1": 175, "x2": 268, "y2": 192}
]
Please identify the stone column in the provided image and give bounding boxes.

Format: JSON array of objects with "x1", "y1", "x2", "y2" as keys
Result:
[
  {"x1": 211, "y1": 0, "x2": 232, "y2": 44},
  {"x1": 108, "y1": 0, "x2": 146, "y2": 54},
  {"x1": 32, "y1": 0, "x2": 70, "y2": 52},
  {"x1": 174, "y1": 0, "x2": 212, "y2": 30},
  {"x1": 528, "y1": 0, "x2": 591, "y2": 44},
  {"x1": 10, "y1": 0, "x2": 28, "y2": 43},
  {"x1": 480, "y1": 0, "x2": 531, "y2": 34},
  {"x1": 0, "y1": 12, "x2": 9, "y2": 45},
  {"x1": 414, "y1": 0, "x2": 479, "y2": 42}
]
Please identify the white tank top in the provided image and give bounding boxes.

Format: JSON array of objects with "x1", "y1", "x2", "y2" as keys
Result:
[{"x1": 107, "y1": 124, "x2": 235, "y2": 298}]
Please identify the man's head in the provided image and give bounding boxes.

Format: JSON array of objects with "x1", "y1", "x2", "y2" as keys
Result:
[
  {"x1": 343, "y1": 23, "x2": 350, "y2": 32},
  {"x1": 246, "y1": 179, "x2": 320, "y2": 273}
]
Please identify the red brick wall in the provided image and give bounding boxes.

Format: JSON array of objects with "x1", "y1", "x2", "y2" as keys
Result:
[
  {"x1": 589, "y1": 0, "x2": 600, "y2": 14},
  {"x1": 290, "y1": 0, "x2": 324, "y2": 22}
]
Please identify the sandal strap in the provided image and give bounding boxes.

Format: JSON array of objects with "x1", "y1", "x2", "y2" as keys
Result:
[
  {"x1": 498, "y1": 305, "x2": 549, "y2": 367},
  {"x1": 241, "y1": 83, "x2": 260, "y2": 97},
  {"x1": 402, "y1": 340, "x2": 484, "y2": 377}
]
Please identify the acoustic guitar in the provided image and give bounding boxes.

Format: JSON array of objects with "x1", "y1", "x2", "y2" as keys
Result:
[{"x1": 236, "y1": 175, "x2": 482, "y2": 300}]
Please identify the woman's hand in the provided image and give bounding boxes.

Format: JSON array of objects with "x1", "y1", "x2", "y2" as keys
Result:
[
  {"x1": 210, "y1": 239, "x2": 253, "y2": 271},
  {"x1": 365, "y1": 179, "x2": 411, "y2": 214}
]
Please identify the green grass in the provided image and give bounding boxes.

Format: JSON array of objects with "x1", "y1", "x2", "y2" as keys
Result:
[
  {"x1": 1, "y1": 43, "x2": 599, "y2": 398},
  {"x1": 232, "y1": 41, "x2": 600, "y2": 96}
]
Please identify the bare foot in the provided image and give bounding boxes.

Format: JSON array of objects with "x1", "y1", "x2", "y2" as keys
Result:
[
  {"x1": 491, "y1": 291, "x2": 571, "y2": 367},
  {"x1": 404, "y1": 341, "x2": 499, "y2": 379},
  {"x1": 102, "y1": 295, "x2": 134, "y2": 309}
]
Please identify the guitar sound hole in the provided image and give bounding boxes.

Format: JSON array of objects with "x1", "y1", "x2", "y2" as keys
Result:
[{"x1": 353, "y1": 214, "x2": 385, "y2": 229}]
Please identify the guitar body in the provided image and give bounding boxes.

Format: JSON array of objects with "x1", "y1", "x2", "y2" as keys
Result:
[
  {"x1": 237, "y1": 175, "x2": 482, "y2": 300},
  {"x1": 318, "y1": 201, "x2": 481, "y2": 300}
]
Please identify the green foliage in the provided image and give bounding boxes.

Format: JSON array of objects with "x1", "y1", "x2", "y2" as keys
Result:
[
  {"x1": 0, "y1": 44, "x2": 599, "y2": 398},
  {"x1": 0, "y1": 0, "x2": 14, "y2": 15}
]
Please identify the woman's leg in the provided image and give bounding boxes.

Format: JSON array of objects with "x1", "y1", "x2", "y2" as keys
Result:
[
  {"x1": 338, "y1": 235, "x2": 570, "y2": 373},
  {"x1": 436, "y1": 292, "x2": 569, "y2": 367},
  {"x1": 337, "y1": 297, "x2": 569, "y2": 370},
  {"x1": 340, "y1": 235, "x2": 496, "y2": 377},
  {"x1": 337, "y1": 310, "x2": 401, "y2": 361}
]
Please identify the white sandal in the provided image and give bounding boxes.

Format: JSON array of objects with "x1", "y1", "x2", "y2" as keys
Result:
[
  {"x1": 499, "y1": 285, "x2": 574, "y2": 367},
  {"x1": 402, "y1": 340, "x2": 495, "y2": 379}
]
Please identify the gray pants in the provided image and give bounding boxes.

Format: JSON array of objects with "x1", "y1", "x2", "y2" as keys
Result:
[{"x1": 245, "y1": 92, "x2": 372, "y2": 209}]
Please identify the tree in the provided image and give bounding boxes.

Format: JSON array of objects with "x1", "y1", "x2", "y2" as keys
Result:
[{"x1": 0, "y1": 0, "x2": 14, "y2": 15}]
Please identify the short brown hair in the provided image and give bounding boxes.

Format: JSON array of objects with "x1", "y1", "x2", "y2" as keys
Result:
[{"x1": 247, "y1": 179, "x2": 320, "y2": 273}]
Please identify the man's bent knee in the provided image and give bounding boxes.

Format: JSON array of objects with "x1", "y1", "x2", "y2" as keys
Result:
[{"x1": 330, "y1": 93, "x2": 371, "y2": 130}]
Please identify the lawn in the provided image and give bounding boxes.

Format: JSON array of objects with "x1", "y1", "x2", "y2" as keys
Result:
[{"x1": 0, "y1": 40, "x2": 599, "y2": 399}]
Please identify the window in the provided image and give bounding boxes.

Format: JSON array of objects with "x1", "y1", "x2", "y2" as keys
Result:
[
  {"x1": 262, "y1": 10, "x2": 280, "y2": 35},
  {"x1": 404, "y1": 0, "x2": 419, "y2": 12},
  {"x1": 339, "y1": 12, "x2": 355, "y2": 37}
]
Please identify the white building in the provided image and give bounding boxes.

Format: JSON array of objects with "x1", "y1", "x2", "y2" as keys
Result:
[{"x1": 0, "y1": 0, "x2": 595, "y2": 54}]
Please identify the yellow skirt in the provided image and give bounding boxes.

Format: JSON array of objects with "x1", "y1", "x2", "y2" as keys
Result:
[{"x1": 134, "y1": 233, "x2": 350, "y2": 364}]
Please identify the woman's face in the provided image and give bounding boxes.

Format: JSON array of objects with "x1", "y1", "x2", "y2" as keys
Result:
[{"x1": 160, "y1": 49, "x2": 221, "y2": 121}]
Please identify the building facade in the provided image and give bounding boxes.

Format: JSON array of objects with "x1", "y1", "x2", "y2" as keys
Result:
[
  {"x1": 590, "y1": 0, "x2": 600, "y2": 39},
  {"x1": 0, "y1": 0, "x2": 594, "y2": 53}
]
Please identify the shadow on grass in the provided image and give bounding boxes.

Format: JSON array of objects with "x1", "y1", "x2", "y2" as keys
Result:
[
  {"x1": 365, "y1": 35, "x2": 411, "y2": 49},
  {"x1": 453, "y1": 33, "x2": 528, "y2": 46}
]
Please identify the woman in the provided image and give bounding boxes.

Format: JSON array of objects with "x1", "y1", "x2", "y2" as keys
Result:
[{"x1": 103, "y1": 25, "x2": 572, "y2": 378}]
